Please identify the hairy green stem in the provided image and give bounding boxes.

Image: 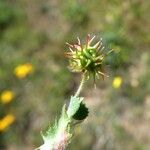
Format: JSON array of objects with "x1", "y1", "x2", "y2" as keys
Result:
[{"x1": 74, "y1": 73, "x2": 86, "y2": 97}]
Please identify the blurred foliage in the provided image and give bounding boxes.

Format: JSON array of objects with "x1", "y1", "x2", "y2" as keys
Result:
[
  {"x1": 0, "y1": 0, "x2": 150, "y2": 150},
  {"x1": 63, "y1": 0, "x2": 89, "y2": 27}
]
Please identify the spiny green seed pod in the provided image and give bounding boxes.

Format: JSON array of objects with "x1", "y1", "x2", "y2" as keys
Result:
[{"x1": 66, "y1": 34, "x2": 112, "y2": 81}]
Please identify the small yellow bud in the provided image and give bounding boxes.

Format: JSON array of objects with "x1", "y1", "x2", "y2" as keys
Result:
[
  {"x1": 0, "y1": 114, "x2": 15, "y2": 131},
  {"x1": 14, "y1": 63, "x2": 33, "y2": 79},
  {"x1": 113, "y1": 77, "x2": 122, "y2": 89},
  {"x1": 1, "y1": 90, "x2": 14, "y2": 104}
]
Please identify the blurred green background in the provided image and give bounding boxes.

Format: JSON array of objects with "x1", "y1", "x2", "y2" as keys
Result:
[{"x1": 0, "y1": 0, "x2": 150, "y2": 149}]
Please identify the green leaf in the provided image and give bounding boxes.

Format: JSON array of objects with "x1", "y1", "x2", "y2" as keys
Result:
[
  {"x1": 73, "y1": 102, "x2": 89, "y2": 120},
  {"x1": 67, "y1": 96, "x2": 83, "y2": 118},
  {"x1": 38, "y1": 105, "x2": 72, "y2": 150}
]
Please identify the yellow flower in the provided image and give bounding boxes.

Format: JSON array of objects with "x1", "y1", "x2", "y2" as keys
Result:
[
  {"x1": 113, "y1": 76, "x2": 122, "y2": 89},
  {"x1": 1, "y1": 90, "x2": 14, "y2": 104},
  {"x1": 14, "y1": 63, "x2": 33, "y2": 79},
  {"x1": 0, "y1": 114, "x2": 15, "y2": 132}
]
